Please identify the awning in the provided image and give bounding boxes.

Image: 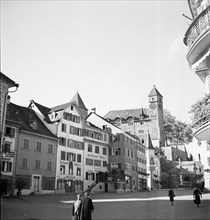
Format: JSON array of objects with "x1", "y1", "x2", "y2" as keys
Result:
[{"x1": 192, "y1": 47, "x2": 210, "y2": 70}]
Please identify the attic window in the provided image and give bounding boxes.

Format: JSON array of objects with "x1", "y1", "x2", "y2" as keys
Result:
[
  {"x1": 71, "y1": 106, "x2": 73, "y2": 110},
  {"x1": 29, "y1": 120, "x2": 37, "y2": 130}
]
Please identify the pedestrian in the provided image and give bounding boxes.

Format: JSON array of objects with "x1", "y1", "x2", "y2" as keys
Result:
[
  {"x1": 72, "y1": 194, "x2": 82, "y2": 220},
  {"x1": 193, "y1": 187, "x2": 202, "y2": 207},
  {"x1": 168, "y1": 187, "x2": 175, "y2": 206},
  {"x1": 80, "y1": 192, "x2": 94, "y2": 220}
]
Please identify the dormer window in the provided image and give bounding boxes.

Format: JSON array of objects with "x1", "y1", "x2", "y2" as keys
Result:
[
  {"x1": 127, "y1": 117, "x2": 133, "y2": 126},
  {"x1": 115, "y1": 118, "x2": 121, "y2": 126}
]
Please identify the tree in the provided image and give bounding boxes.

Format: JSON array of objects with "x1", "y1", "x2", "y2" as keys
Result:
[
  {"x1": 163, "y1": 109, "x2": 193, "y2": 146},
  {"x1": 189, "y1": 94, "x2": 210, "y2": 126}
]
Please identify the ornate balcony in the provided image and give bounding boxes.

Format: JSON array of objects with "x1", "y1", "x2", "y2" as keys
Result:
[{"x1": 183, "y1": 6, "x2": 210, "y2": 66}]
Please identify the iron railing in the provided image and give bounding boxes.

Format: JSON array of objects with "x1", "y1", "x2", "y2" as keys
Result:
[{"x1": 184, "y1": 6, "x2": 210, "y2": 47}]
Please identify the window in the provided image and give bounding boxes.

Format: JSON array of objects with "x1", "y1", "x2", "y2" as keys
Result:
[
  {"x1": 131, "y1": 151, "x2": 134, "y2": 158},
  {"x1": 23, "y1": 139, "x2": 29, "y2": 150},
  {"x1": 67, "y1": 152, "x2": 76, "y2": 162},
  {"x1": 77, "y1": 154, "x2": 81, "y2": 163},
  {"x1": 95, "y1": 146, "x2": 99, "y2": 154},
  {"x1": 94, "y1": 160, "x2": 101, "y2": 166},
  {"x1": 36, "y1": 142, "x2": 41, "y2": 152},
  {"x1": 2, "y1": 161, "x2": 12, "y2": 172},
  {"x1": 35, "y1": 160, "x2": 41, "y2": 170},
  {"x1": 103, "y1": 148, "x2": 107, "y2": 155},
  {"x1": 88, "y1": 144, "x2": 92, "y2": 152},
  {"x1": 22, "y1": 158, "x2": 28, "y2": 169},
  {"x1": 47, "y1": 161, "x2": 52, "y2": 171},
  {"x1": 140, "y1": 121, "x2": 145, "y2": 126},
  {"x1": 103, "y1": 161, "x2": 107, "y2": 167},
  {"x1": 76, "y1": 167, "x2": 81, "y2": 176},
  {"x1": 61, "y1": 123, "x2": 67, "y2": 132},
  {"x1": 139, "y1": 130, "x2": 144, "y2": 133},
  {"x1": 86, "y1": 158, "x2": 93, "y2": 165},
  {"x1": 60, "y1": 165, "x2": 65, "y2": 174},
  {"x1": 48, "y1": 144, "x2": 53, "y2": 154},
  {"x1": 5, "y1": 127, "x2": 15, "y2": 137},
  {"x1": 3, "y1": 143, "x2": 11, "y2": 153},
  {"x1": 112, "y1": 148, "x2": 121, "y2": 156},
  {"x1": 59, "y1": 137, "x2": 66, "y2": 146},
  {"x1": 69, "y1": 162, "x2": 73, "y2": 175},
  {"x1": 71, "y1": 106, "x2": 73, "y2": 110},
  {"x1": 61, "y1": 151, "x2": 66, "y2": 160}
]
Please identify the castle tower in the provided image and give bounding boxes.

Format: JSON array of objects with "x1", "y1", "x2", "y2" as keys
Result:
[{"x1": 148, "y1": 85, "x2": 165, "y2": 148}]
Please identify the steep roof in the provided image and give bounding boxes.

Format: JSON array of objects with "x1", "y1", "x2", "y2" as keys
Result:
[
  {"x1": 148, "y1": 85, "x2": 163, "y2": 98},
  {"x1": 0, "y1": 72, "x2": 17, "y2": 88},
  {"x1": 7, "y1": 103, "x2": 57, "y2": 139},
  {"x1": 71, "y1": 92, "x2": 88, "y2": 110},
  {"x1": 104, "y1": 108, "x2": 149, "y2": 121},
  {"x1": 50, "y1": 102, "x2": 72, "y2": 113}
]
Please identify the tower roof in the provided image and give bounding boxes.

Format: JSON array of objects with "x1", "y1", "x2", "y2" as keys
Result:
[
  {"x1": 148, "y1": 85, "x2": 163, "y2": 98},
  {"x1": 71, "y1": 92, "x2": 88, "y2": 110}
]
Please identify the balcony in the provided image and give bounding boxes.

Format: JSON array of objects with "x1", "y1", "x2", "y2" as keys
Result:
[
  {"x1": 184, "y1": 6, "x2": 210, "y2": 66},
  {"x1": 193, "y1": 113, "x2": 210, "y2": 142}
]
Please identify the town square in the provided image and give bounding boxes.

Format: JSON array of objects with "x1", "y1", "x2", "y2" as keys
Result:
[{"x1": 1, "y1": 0, "x2": 210, "y2": 219}]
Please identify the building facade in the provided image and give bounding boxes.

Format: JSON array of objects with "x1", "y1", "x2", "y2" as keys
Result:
[
  {"x1": 29, "y1": 93, "x2": 88, "y2": 194},
  {"x1": 104, "y1": 86, "x2": 165, "y2": 149},
  {"x1": 0, "y1": 72, "x2": 18, "y2": 195},
  {"x1": 86, "y1": 112, "x2": 149, "y2": 191},
  {"x1": 6, "y1": 103, "x2": 58, "y2": 195},
  {"x1": 184, "y1": 0, "x2": 210, "y2": 190},
  {"x1": 83, "y1": 121, "x2": 109, "y2": 192}
]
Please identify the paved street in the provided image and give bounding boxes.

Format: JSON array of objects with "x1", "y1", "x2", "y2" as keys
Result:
[{"x1": 1, "y1": 189, "x2": 210, "y2": 220}]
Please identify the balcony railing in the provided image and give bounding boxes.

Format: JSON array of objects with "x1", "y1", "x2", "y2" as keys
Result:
[
  {"x1": 193, "y1": 113, "x2": 210, "y2": 130},
  {"x1": 184, "y1": 6, "x2": 210, "y2": 47}
]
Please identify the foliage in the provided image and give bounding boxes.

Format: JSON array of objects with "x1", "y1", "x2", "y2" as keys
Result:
[
  {"x1": 15, "y1": 177, "x2": 28, "y2": 191},
  {"x1": 160, "y1": 157, "x2": 176, "y2": 173},
  {"x1": 163, "y1": 109, "x2": 193, "y2": 146},
  {"x1": 189, "y1": 94, "x2": 210, "y2": 126}
]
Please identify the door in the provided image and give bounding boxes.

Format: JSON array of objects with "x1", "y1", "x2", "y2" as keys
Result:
[{"x1": 33, "y1": 176, "x2": 40, "y2": 192}]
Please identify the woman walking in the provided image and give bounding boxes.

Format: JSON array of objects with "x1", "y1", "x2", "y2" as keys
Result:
[
  {"x1": 193, "y1": 187, "x2": 202, "y2": 207},
  {"x1": 168, "y1": 188, "x2": 175, "y2": 206}
]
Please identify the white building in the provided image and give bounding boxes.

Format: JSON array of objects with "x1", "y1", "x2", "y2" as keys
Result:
[
  {"x1": 29, "y1": 92, "x2": 88, "y2": 193},
  {"x1": 83, "y1": 121, "x2": 109, "y2": 192}
]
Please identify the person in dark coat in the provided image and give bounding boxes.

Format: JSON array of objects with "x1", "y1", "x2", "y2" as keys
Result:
[
  {"x1": 80, "y1": 192, "x2": 94, "y2": 220},
  {"x1": 193, "y1": 187, "x2": 202, "y2": 207},
  {"x1": 168, "y1": 188, "x2": 175, "y2": 206},
  {"x1": 72, "y1": 194, "x2": 82, "y2": 220}
]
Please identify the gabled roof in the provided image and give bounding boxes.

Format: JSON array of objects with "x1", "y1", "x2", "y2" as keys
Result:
[
  {"x1": 29, "y1": 101, "x2": 52, "y2": 123},
  {"x1": 31, "y1": 100, "x2": 51, "y2": 115},
  {"x1": 148, "y1": 85, "x2": 163, "y2": 98},
  {"x1": 71, "y1": 92, "x2": 88, "y2": 110},
  {"x1": 7, "y1": 103, "x2": 58, "y2": 139},
  {"x1": 104, "y1": 108, "x2": 149, "y2": 121},
  {"x1": 50, "y1": 102, "x2": 72, "y2": 113},
  {"x1": 0, "y1": 72, "x2": 17, "y2": 88}
]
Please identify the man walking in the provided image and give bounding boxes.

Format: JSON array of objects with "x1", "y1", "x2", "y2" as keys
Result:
[{"x1": 80, "y1": 192, "x2": 94, "y2": 220}]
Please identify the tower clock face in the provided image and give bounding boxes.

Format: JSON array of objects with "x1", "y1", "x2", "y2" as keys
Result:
[
  {"x1": 149, "y1": 103, "x2": 157, "y2": 117},
  {"x1": 149, "y1": 103, "x2": 156, "y2": 110}
]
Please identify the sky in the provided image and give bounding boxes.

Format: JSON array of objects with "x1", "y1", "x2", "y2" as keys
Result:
[{"x1": 1, "y1": 0, "x2": 207, "y2": 158}]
